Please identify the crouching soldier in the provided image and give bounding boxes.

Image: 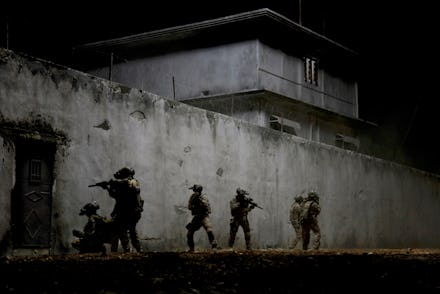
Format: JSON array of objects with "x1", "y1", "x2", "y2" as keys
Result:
[{"x1": 71, "y1": 202, "x2": 114, "y2": 254}]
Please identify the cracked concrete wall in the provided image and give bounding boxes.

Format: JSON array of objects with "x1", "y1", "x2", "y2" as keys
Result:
[{"x1": 1, "y1": 48, "x2": 439, "y2": 254}]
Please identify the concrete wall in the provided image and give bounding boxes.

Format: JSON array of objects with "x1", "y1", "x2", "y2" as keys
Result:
[
  {"x1": 185, "y1": 94, "x2": 357, "y2": 148},
  {"x1": 323, "y1": 71, "x2": 357, "y2": 116},
  {"x1": 89, "y1": 40, "x2": 361, "y2": 157},
  {"x1": 257, "y1": 42, "x2": 358, "y2": 118},
  {"x1": 1, "y1": 48, "x2": 439, "y2": 254},
  {"x1": 90, "y1": 40, "x2": 259, "y2": 100},
  {"x1": 89, "y1": 40, "x2": 358, "y2": 118}
]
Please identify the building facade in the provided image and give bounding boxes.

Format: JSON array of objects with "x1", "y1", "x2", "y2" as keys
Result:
[{"x1": 76, "y1": 9, "x2": 368, "y2": 153}]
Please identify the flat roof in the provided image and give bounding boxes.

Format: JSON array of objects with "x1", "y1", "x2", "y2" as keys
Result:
[{"x1": 74, "y1": 8, "x2": 358, "y2": 61}]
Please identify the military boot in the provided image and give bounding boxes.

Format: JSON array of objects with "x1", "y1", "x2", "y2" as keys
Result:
[{"x1": 207, "y1": 231, "x2": 218, "y2": 250}]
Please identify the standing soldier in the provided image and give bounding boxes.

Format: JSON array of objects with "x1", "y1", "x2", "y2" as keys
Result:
[
  {"x1": 186, "y1": 184, "x2": 218, "y2": 252},
  {"x1": 301, "y1": 190, "x2": 321, "y2": 250},
  {"x1": 289, "y1": 194, "x2": 304, "y2": 249},
  {"x1": 99, "y1": 167, "x2": 144, "y2": 253},
  {"x1": 229, "y1": 188, "x2": 258, "y2": 250}
]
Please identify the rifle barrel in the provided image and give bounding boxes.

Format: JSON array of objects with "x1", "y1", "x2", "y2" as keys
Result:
[{"x1": 246, "y1": 197, "x2": 263, "y2": 209}]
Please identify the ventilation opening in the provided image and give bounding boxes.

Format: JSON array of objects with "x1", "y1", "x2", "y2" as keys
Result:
[
  {"x1": 269, "y1": 115, "x2": 301, "y2": 136},
  {"x1": 335, "y1": 133, "x2": 359, "y2": 151}
]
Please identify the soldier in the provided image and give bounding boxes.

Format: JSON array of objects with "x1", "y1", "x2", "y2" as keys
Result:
[
  {"x1": 186, "y1": 184, "x2": 218, "y2": 252},
  {"x1": 289, "y1": 194, "x2": 304, "y2": 249},
  {"x1": 229, "y1": 188, "x2": 257, "y2": 250},
  {"x1": 71, "y1": 202, "x2": 113, "y2": 254},
  {"x1": 301, "y1": 190, "x2": 321, "y2": 250},
  {"x1": 101, "y1": 167, "x2": 144, "y2": 253}
]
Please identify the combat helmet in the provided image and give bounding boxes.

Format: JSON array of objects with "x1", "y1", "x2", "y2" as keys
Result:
[
  {"x1": 189, "y1": 184, "x2": 203, "y2": 193},
  {"x1": 236, "y1": 187, "x2": 249, "y2": 196},
  {"x1": 294, "y1": 194, "x2": 304, "y2": 203},
  {"x1": 307, "y1": 190, "x2": 319, "y2": 202},
  {"x1": 79, "y1": 202, "x2": 100, "y2": 215},
  {"x1": 114, "y1": 167, "x2": 135, "y2": 179}
]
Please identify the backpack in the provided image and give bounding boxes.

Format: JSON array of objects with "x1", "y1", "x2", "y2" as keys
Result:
[{"x1": 301, "y1": 201, "x2": 312, "y2": 221}]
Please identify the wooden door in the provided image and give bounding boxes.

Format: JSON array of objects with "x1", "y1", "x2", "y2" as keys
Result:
[{"x1": 13, "y1": 140, "x2": 54, "y2": 248}]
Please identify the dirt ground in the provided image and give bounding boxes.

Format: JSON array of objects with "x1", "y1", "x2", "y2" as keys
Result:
[{"x1": 1, "y1": 248, "x2": 440, "y2": 293}]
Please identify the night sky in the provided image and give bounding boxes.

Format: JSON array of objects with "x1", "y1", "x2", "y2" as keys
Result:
[{"x1": 1, "y1": 1, "x2": 438, "y2": 172}]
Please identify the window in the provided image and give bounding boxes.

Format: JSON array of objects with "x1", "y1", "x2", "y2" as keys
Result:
[
  {"x1": 269, "y1": 115, "x2": 301, "y2": 136},
  {"x1": 30, "y1": 159, "x2": 42, "y2": 183},
  {"x1": 304, "y1": 57, "x2": 319, "y2": 86},
  {"x1": 335, "y1": 133, "x2": 359, "y2": 151}
]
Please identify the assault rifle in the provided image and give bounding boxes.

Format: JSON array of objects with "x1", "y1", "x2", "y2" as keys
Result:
[
  {"x1": 244, "y1": 196, "x2": 263, "y2": 210},
  {"x1": 88, "y1": 181, "x2": 111, "y2": 189}
]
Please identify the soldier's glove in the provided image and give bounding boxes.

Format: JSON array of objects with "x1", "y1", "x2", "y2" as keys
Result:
[{"x1": 72, "y1": 229, "x2": 83, "y2": 238}]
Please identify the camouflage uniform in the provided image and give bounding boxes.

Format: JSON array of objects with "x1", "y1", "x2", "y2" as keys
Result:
[
  {"x1": 229, "y1": 188, "x2": 256, "y2": 250},
  {"x1": 106, "y1": 167, "x2": 144, "y2": 253},
  {"x1": 301, "y1": 191, "x2": 321, "y2": 250},
  {"x1": 71, "y1": 202, "x2": 113, "y2": 254},
  {"x1": 186, "y1": 185, "x2": 218, "y2": 252},
  {"x1": 289, "y1": 195, "x2": 304, "y2": 249}
]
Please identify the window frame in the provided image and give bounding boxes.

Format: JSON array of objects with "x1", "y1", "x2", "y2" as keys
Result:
[{"x1": 304, "y1": 56, "x2": 319, "y2": 86}]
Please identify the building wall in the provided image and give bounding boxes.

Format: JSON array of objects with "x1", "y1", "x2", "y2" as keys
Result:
[
  {"x1": 185, "y1": 94, "x2": 358, "y2": 149},
  {"x1": 185, "y1": 95, "x2": 269, "y2": 127},
  {"x1": 1, "y1": 48, "x2": 439, "y2": 255},
  {"x1": 89, "y1": 40, "x2": 260, "y2": 100},
  {"x1": 257, "y1": 42, "x2": 358, "y2": 118},
  {"x1": 323, "y1": 71, "x2": 358, "y2": 116},
  {"x1": 88, "y1": 40, "x2": 361, "y2": 154},
  {"x1": 89, "y1": 40, "x2": 358, "y2": 119}
]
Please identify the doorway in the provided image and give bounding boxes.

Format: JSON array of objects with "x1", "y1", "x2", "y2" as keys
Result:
[{"x1": 12, "y1": 140, "x2": 55, "y2": 248}]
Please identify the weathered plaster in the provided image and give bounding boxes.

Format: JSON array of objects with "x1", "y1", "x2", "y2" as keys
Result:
[{"x1": 0, "y1": 48, "x2": 439, "y2": 254}]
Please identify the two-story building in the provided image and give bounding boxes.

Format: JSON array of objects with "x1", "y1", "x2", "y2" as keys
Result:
[{"x1": 75, "y1": 8, "x2": 373, "y2": 152}]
